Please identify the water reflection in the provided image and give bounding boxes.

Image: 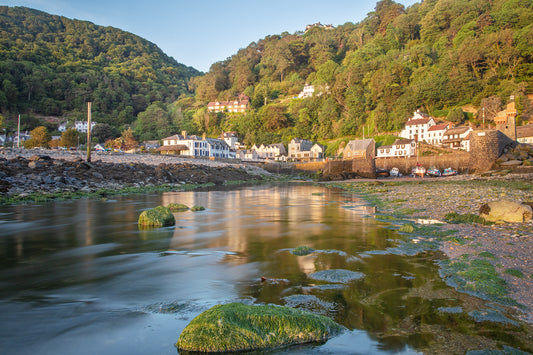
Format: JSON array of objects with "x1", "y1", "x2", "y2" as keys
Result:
[{"x1": 0, "y1": 184, "x2": 530, "y2": 355}]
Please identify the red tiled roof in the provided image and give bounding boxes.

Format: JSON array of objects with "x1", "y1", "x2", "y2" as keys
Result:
[
  {"x1": 428, "y1": 123, "x2": 450, "y2": 131},
  {"x1": 405, "y1": 118, "x2": 431, "y2": 126}
]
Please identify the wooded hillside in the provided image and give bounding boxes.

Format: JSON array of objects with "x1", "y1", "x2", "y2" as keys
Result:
[
  {"x1": 181, "y1": 0, "x2": 532, "y2": 146},
  {"x1": 0, "y1": 6, "x2": 199, "y2": 129}
]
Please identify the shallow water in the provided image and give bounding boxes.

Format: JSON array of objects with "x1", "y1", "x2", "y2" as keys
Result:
[{"x1": 0, "y1": 184, "x2": 529, "y2": 354}]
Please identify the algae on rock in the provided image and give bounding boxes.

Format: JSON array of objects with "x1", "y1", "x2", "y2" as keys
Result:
[
  {"x1": 138, "y1": 205, "x2": 175, "y2": 227},
  {"x1": 176, "y1": 302, "x2": 343, "y2": 352}
]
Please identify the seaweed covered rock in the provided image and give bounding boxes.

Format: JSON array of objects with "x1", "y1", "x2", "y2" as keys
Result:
[
  {"x1": 166, "y1": 203, "x2": 189, "y2": 212},
  {"x1": 290, "y1": 246, "x2": 315, "y2": 256},
  {"x1": 479, "y1": 199, "x2": 533, "y2": 223},
  {"x1": 138, "y1": 206, "x2": 175, "y2": 227},
  {"x1": 176, "y1": 302, "x2": 343, "y2": 352}
]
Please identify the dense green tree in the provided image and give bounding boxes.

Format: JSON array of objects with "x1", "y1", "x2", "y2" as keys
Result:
[{"x1": 60, "y1": 128, "x2": 80, "y2": 148}]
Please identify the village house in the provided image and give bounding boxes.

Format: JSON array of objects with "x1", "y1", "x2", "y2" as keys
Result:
[
  {"x1": 376, "y1": 139, "x2": 416, "y2": 158},
  {"x1": 305, "y1": 22, "x2": 334, "y2": 32},
  {"x1": 219, "y1": 131, "x2": 242, "y2": 150},
  {"x1": 74, "y1": 120, "x2": 97, "y2": 133},
  {"x1": 288, "y1": 138, "x2": 324, "y2": 161},
  {"x1": 251, "y1": 143, "x2": 287, "y2": 160},
  {"x1": 237, "y1": 149, "x2": 259, "y2": 161},
  {"x1": 298, "y1": 84, "x2": 315, "y2": 99},
  {"x1": 442, "y1": 127, "x2": 473, "y2": 151},
  {"x1": 207, "y1": 94, "x2": 250, "y2": 113},
  {"x1": 399, "y1": 110, "x2": 436, "y2": 143},
  {"x1": 157, "y1": 131, "x2": 229, "y2": 158},
  {"x1": 517, "y1": 123, "x2": 533, "y2": 144},
  {"x1": 343, "y1": 139, "x2": 375, "y2": 159},
  {"x1": 427, "y1": 123, "x2": 452, "y2": 146}
]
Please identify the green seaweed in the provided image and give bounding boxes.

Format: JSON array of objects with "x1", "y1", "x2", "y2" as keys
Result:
[
  {"x1": 190, "y1": 206, "x2": 206, "y2": 211},
  {"x1": 504, "y1": 269, "x2": 525, "y2": 278},
  {"x1": 138, "y1": 205, "x2": 175, "y2": 227},
  {"x1": 290, "y1": 246, "x2": 315, "y2": 256},
  {"x1": 176, "y1": 303, "x2": 343, "y2": 352},
  {"x1": 166, "y1": 203, "x2": 189, "y2": 212},
  {"x1": 444, "y1": 212, "x2": 492, "y2": 225}
]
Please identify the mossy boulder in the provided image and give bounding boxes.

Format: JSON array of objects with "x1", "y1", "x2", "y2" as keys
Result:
[
  {"x1": 176, "y1": 303, "x2": 343, "y2": 352},
  {"x1": 166, "y1": 203, "x2": 189, "y2": 212},
  {"x1": 138, "y1": 206, "x2": 175, "y2": 227},
  {"x1": 190, "y1": 205, "x2": 205, "y2": 211}
]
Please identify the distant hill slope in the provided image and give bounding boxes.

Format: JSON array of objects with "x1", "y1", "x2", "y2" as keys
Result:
[
  {"x1": 0, "y1": 6, "x2": 200, "y2": 125},
  {"x1": 187, "y1": 0, "x2": 533, "y2": 144}
]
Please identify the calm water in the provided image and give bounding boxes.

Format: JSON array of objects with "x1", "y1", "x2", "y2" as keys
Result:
[{"x1": 0, "y1": 184, "x2": 529, "y2": 354}]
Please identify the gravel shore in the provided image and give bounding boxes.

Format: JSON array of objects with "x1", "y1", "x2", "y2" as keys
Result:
[{"x1": 349, "y1": 176, "x2": 533, "y2": 324}]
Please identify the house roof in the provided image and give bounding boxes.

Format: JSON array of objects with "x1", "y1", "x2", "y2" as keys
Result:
[
  {"x1": 393, "y1": 139, "x2": 414, "y2": 145},
  {"x1": 444, "y1": 127, "x2": 471, "y2": 136},
  {"x1": 428, "y1": 123, "x2": 450, "y2": 131},
  {"x1": 517, "y1": 124, "x2": 533, "y2": 138},
  {"x1": 346, "y1": 138, "x2": 375, "y2": 151},
  {"x1": 156, "y1": 145, "x2": 189, "y2": 151},
  {"x1": 405, "y1": 118, "x2": 432, "y2": 126}
]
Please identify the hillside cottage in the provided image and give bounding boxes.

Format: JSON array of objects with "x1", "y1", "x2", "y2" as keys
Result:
[
  {"x1": 442, "y1": 127, "x2": 473, "y2": 151},
  {"x1": 399, "y1": 110, "x2": 436, "y2": 143},
  {"x1": 427, "y1": 123, "x2": 451, "y2": 146},
  {"x1": 207, "y1": 94, "x2": 250, "y2": 113},
  {"x1": 343, "y1": 139, "x2": 375, "y2": 159},
  {"x1": 376, "y1": 139, "x2": 416, "y2": 158},
  {"x1": 288, "y1": 138, "x2": 324, "y2": 161},
  {"x1": 252, "y1": 143, "x2": 287, "y2": 160}
]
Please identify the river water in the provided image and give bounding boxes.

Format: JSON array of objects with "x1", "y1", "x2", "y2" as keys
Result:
[{"x1": 0, "y1": 184, "x2": 529, "y2": 354}]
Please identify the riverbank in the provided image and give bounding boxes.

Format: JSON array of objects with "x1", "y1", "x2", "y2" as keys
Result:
[
  {"x1": 0, "y1": 148, "x2": 271, "y2": 203},
  {"x1": 333, "y1": 177, "x2": 533, "y2": 326}
]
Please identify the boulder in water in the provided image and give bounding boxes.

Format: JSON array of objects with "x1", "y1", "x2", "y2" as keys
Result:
[
  {"x1": 176, "y1": 302, "x2": 343, "y2": 352},
  {"x1": 138, "y1": 206, "x2": 175, "y2": 227}
]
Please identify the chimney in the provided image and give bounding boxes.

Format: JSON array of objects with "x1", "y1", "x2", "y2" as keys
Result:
[
  {"x1": 202, "y1": 132, "x2": 206, "y2": 140},
  {"x1": 181, "y1": 130, "x2": 187, "y2": 138}
]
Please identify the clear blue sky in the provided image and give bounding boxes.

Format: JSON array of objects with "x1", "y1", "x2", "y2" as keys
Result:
[{"x1": 3, "y1": 0, "x2": 420, "y2": 72}]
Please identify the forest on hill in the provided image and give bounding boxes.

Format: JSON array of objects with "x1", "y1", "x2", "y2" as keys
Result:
[
  {"x1": 0, "y1": 6, "x2": 199, "y2": 135},
  {"x1": 1, "y1": 1, "x2": 532, "y2": 149},
  {"x1": 173, "y1": 0, "x2": 533, "y2": 147}
]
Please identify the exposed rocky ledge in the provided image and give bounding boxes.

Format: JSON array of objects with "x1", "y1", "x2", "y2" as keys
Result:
[{"x1": 0, "y1": 148, "x2": 268, "y2": 198}]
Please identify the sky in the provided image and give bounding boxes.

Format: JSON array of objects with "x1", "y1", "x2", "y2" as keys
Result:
[{"x1": 3, "y1": 0, "x2": 421, "y2": 72}]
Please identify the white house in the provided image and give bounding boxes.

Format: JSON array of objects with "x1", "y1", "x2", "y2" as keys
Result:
[
  {"x1": 237, "y1": 149, "x2": 259, "y2": 161},
  {"x1": 58, "y1": 122, "x2": 68, "y2": 132},
  {"x1": 288, "y1": 138, "x2": 324, "y2": 161},
  {"x1": 74, "y1": 120, "x2": 97, "y2": 133},
  {"x1": 400, "y1": 110, "x2": 436, "y2": 143},
  {"x1": 427, "y1": 123, "x2": 451, "y2": 146},
  {"x1": 298, "y1": 84, "x2": 315, "y2": 99},
  {"x1": 442, "y1": 127, "x2": 473, "y2": 151},
  {"x1": 158, "y1": 131, "x2": 211, "y2": 157},
  {"x1": 376, "y1": 139, "x2": 417, "y2": 158},
  {"x1": 219, "y1": 132, "x2": 240, "y2": 150},
  {"x1": 252, "y1": 143, "x2": 287, "y2": 160},
  {"x1": 205, "y1": 138, "x2": 230, "y2": 158}
]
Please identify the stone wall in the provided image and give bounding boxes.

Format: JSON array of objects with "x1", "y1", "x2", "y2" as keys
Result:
[
  {"x1": 375, "y1": 152, "x2": 470, "y2": 175},
  {"x1": 469, "y1": 130, "x2": 516, "y2": 173}
]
